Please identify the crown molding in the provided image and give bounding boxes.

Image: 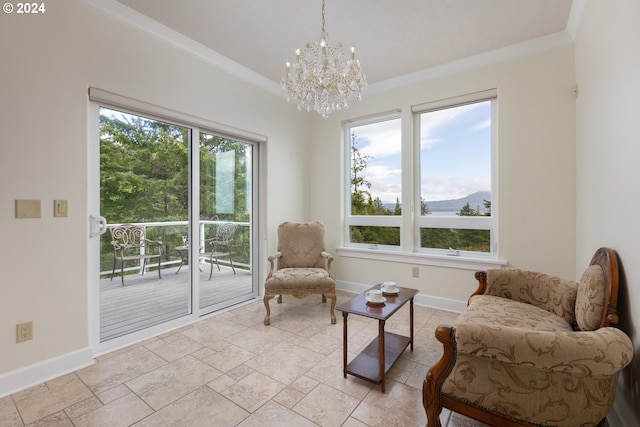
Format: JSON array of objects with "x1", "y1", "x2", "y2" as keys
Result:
[
  {"x1": 366, "y1": 31, "x2": 573, "y2": 94},
  {"x1": 73, "y1": 0, "x2": 282, "y2": 97},
  {"x1": 565, "y1": 0, "x2": 589, "y2": 40},
  {"x1": 74, "y1": 0, "x2": 579, "y2": 99}
]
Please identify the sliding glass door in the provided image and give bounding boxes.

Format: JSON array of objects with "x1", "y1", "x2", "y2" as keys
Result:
[
  {"x1": 95, "y1": 105, "x2": 257, "y2": 343},
  {"x1": 198, "y1": 133, "x2": 254, "y2": 314}
]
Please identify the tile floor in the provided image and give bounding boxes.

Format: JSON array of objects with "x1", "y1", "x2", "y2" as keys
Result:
[{"x1": 1, "y1": 290, "x2": 489, "y2": 427}]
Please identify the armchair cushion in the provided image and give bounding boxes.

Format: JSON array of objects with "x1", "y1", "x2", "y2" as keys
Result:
[{"x1": 266, "y1": 267, "x2": 335, "y2": 291}]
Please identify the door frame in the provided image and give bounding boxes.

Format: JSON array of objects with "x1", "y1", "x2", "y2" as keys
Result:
[{"x1": 87, "y1": 88, "x2": 265, "y2": 355}]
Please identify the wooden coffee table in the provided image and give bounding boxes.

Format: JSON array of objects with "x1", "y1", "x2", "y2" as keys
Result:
[{"x1": 336, "y1": 284, "x2": 419, "y2": 392}]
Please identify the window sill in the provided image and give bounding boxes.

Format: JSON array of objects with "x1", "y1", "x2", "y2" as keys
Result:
[{"x1": 335, "y1": 246, "x2": 507, "y2": 271}]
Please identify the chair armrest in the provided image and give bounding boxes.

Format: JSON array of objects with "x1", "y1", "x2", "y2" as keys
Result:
[
  {"x1": 267, "y1": 252, "x2": 282, "y2": 278},
  {"x1": 320, "y1": 251, "x2": 334, "y2": 274},
  {"x1": 455, "y1": 322, "x2": 633, "y2": 376}
]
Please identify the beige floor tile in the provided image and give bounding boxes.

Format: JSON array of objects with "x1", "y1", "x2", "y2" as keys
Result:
[
  {"x1": 304, "y1": 350, "x2": 373, "y2": 400},
  {"x1": 272, "y1": 386, "x2": 305, "y2": 408},
  {"x1": 351, "y1": 380, "x2": 427, "y2": 427},
  {"x1": 6, "y1": 292, "x2": 465, "y2": 427},
  {"x1": 125, "y1": 355, "x2": 222, "y2": 410},
  {"x1": 221, "y1": 371, "x2": 286, "y2": 413},
  {"x1": 298, "y1": 331, "x2": 342, "y2": 355},
  {"x1": 180, "y1": 317, "x2": 247, "y2": 346},
  {"x1": 95, "y1": 383, "x2": 132, "y2": 405},
  {"x1": 0, "y1": 396, "x2": 23, "y2": 427},
  {"x1": 244, "y1": 341, "x2": 325, "y2": 385},
  {"x1": 132, "y1": 386, "x2": 249, "y2": 427},
  {"x1": 26, "y1": 411, "x2": 74, "y2": 427},
  {"x1": 14, "y1": 376, "x2": 93, "y2": 425},
  {"x1": 63, "y1": 395, "x2": 103, "y2": 420},
  {"x1": 225, "y1": 323, "x2": 294, "y2": 354},
  {"x1": 237, "y1": 400, "x2": 318, "y2": 427},
  {"x1": 76, "y1": 346, "x2": 166, "y2": 394},
  {"x1": 341, "y1": 417, "x2": 369, "y2": 427},
  {"x1": 448, "y1": 412, "x2": 492, "y2": 427},
  {"x1": 144, "y1": 333, "x2": 204, "y2": 362},
  {"x1": 201, "y1": 340, "x2": 256, "y2": 373},
  {"x1": 292, "y1": 383, "x2": 360, "y2": 427},
  {"x1": 71, "y1": 394, "x2": 153, "y2": 427}
]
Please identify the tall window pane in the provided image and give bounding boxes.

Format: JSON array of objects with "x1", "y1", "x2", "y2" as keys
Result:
[
  {"x1": 347, "y1": 116, "x2": 401, "y2": 246},
  {"x1": 418, "y1": 99, "x2": 493, "y2": 253}
]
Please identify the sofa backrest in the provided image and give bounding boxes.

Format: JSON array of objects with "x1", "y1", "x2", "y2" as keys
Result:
[{"x1": 574, "y1": 247, "x2": 620, "y2": 330}]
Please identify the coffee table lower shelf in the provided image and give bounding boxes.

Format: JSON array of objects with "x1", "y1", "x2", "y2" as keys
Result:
[{"x1": 346, "y1": 331, "x2": 411, "y2": 384}]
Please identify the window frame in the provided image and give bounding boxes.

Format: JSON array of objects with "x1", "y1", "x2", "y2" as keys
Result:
[
  {"x1": 338, "y1": 90, "x2": 505, "y2": 270},
  {"x1": 343, "y1": 111, "x2": 403, "y2": 251},
  {"x1": 413, "y1": 89, "x2": 498, "y2": 258}
]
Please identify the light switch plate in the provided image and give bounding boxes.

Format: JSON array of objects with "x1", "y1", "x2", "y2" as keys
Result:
[
  {"x1": 54, "y1": 200, "x2": 68, "y2": 217},
  {"x1": 15, "y1": 199, "x2": 41, "y2": 218}
]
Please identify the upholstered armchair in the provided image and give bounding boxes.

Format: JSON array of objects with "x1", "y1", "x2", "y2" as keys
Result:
[
  {"x1": 423, "y1": 247, "x2": 633, "y2": 427},
  {"x1": 263, "y1": 221, "x2": 337, "y2": 326}
]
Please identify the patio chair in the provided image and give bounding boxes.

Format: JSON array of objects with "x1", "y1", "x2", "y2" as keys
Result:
[
  {"x1": 110, "y1": 224, "x2": 163, "y2": 286},
  {"x1": 204, "y1": 222, "x2": 238, "y2": 279},
  {"x1": 263, "y1": 221, "x2": 337, "y2": 325}
]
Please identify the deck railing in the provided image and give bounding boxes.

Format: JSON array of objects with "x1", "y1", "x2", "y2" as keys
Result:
[{"x1": 100, "y1": 220, "x2": 251, "y2": 277}]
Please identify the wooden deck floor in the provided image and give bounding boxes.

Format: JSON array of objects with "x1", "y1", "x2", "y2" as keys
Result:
[{"x1": 100, "y1": 265, "x2": 254, "y2": 342}]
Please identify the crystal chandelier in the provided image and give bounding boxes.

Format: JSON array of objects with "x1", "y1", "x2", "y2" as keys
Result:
[{"x1": 281, "y1": 0, "x2": 367, "y2": 118}]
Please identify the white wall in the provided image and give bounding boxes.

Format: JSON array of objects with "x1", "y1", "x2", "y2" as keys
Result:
[
  {"x1": 575, "y1": 1, "x2": 640, "y2": 425},
  {"x1": 310, "y1": 45, "x2": 577, "y2": 302},
  {"x1": 0, "y1": 0, "x2": 309, "y2": 379}
]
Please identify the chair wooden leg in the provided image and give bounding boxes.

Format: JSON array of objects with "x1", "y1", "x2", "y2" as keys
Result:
[
  {"x1": 329, "y1": 294, "x2": 337, "y2": 324},
  {"x1": 263, "y1": 294, "x2": 272, "y2": 325}
]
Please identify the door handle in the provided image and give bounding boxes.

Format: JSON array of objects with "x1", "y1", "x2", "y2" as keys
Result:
[{"x1": 90, "y1": 214, "x2": 108, "y2": 237}]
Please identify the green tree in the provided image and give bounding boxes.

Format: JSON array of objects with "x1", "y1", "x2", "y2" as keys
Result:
[{"x1": 350, "y1": 132, "x2": 372, "y2": 215}]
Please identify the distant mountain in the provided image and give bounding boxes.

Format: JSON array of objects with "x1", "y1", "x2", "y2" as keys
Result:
[
  {"x1": 381, "y1": 191, "x2": 491, "y2": 214},
  {"x1": 426, "y1": 191, "x2": 491, "y2": 213}
]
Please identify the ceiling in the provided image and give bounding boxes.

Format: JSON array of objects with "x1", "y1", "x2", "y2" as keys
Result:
[{"x1": 111, "y1": 0, "x2": 574, "y2": 89}]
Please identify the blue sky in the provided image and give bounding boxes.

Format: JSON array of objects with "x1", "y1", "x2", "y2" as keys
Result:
[{"x1": 352, "y1": 101, "x2": 491, "y2": 204}]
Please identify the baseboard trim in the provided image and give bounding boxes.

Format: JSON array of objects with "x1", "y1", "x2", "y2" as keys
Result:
[{"x1": 0, "y1": 347, "x2": 94, "y2": 399}]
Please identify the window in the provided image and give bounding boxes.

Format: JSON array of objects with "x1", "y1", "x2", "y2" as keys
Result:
[
  {"x1": 345, "y1": 113, "x2": 402, "y2": 248},
  {"x1": 343, "y1": 90, "x2": 497, "y2": 263},
  {"x1": 415, "y1": 91, "x2": 496, "y2": 256}
]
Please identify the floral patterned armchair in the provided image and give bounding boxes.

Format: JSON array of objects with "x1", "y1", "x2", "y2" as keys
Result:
[
  {"x1": 263, "y1": 222, "x2": 336, "y2": 325},
  {"x1": 423, "y1": 247, "x2": 633, "y2": 427}
]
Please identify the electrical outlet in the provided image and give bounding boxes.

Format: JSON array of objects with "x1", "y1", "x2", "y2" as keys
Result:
[
  {"x1": 16, "y1": 321, "x2": 33, "y2": 343},
  {"x1": 412, "y1": 266, "x2": 419, "y2": 278}
]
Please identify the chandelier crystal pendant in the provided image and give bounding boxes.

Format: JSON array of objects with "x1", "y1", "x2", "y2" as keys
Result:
[{"x1": 281, "y1": 0, "x2": 367, "y2": 118}]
